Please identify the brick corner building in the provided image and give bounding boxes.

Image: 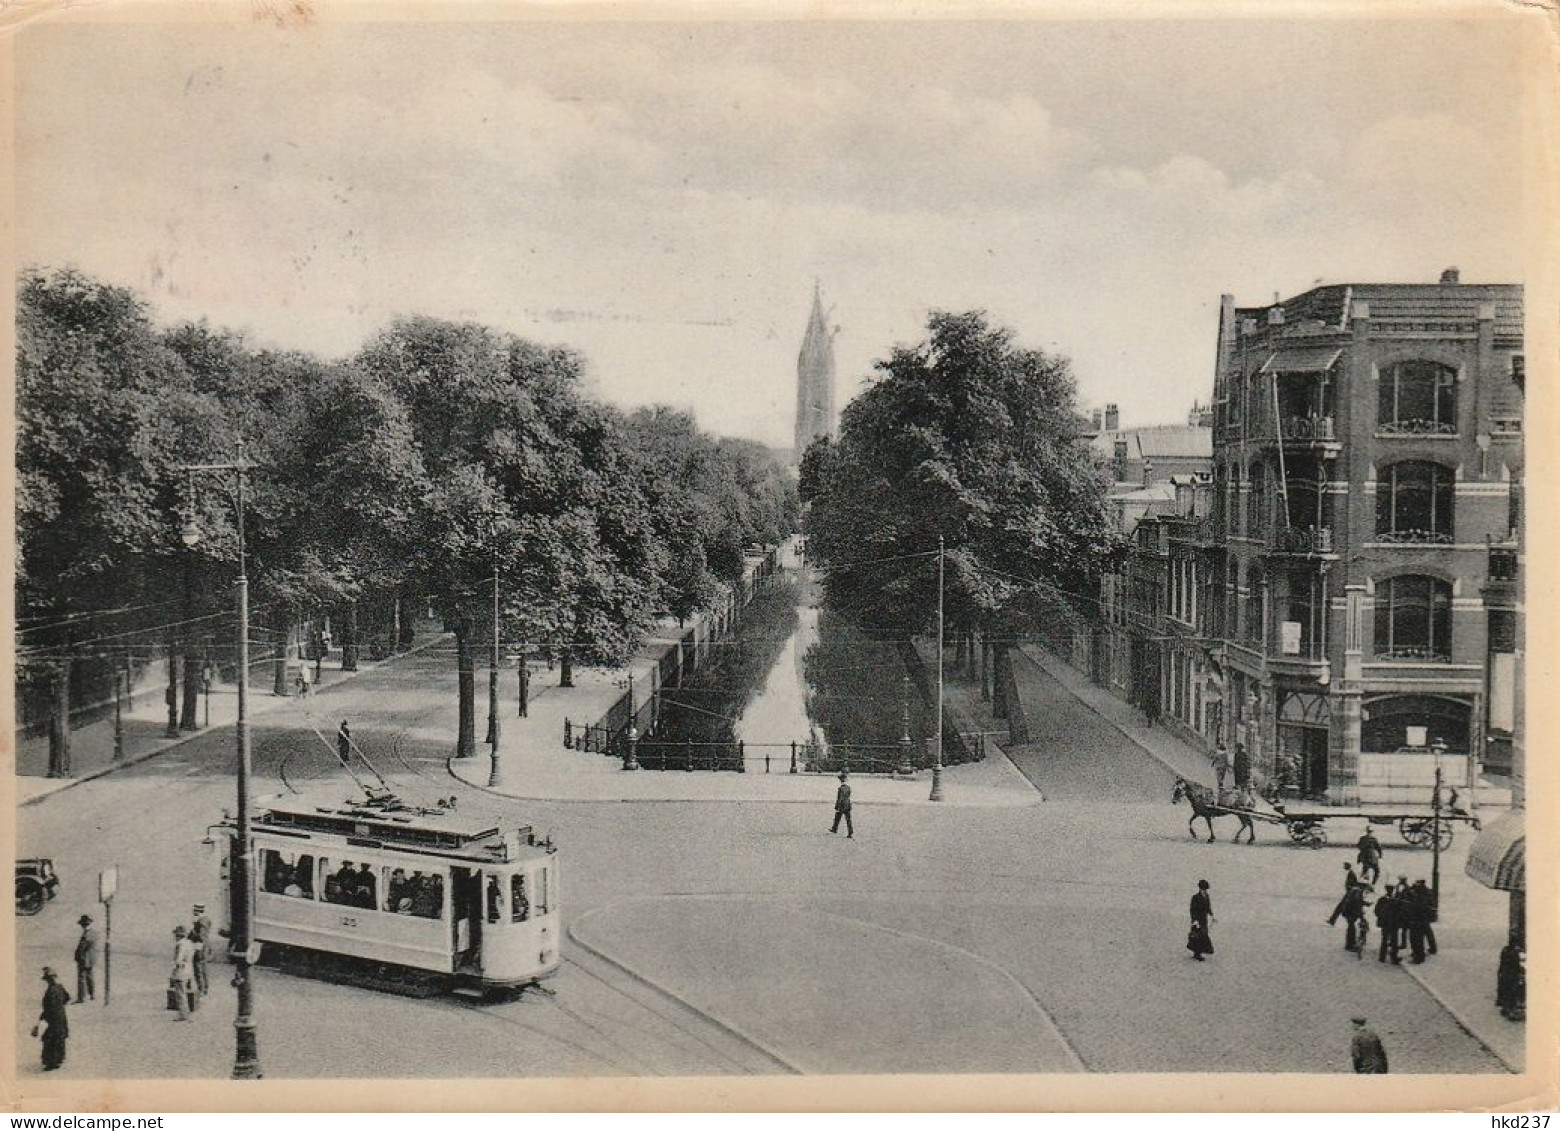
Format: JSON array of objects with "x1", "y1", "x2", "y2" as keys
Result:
[{"x1": 1210, "y1": 269, "x2": 1523, "y2": 805}]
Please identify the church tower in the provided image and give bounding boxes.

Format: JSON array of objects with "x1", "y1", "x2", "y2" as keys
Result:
[{"x1": 795, "y1": 283, "x2": 837, "y2": 457}]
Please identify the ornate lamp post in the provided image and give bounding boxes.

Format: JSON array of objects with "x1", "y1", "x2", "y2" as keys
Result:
[
  {"x1": 896, "y1": 676, "x2": 915, "y2": 777},
  {"x1": 622, "y1": 673, "x2": 640, "y2": 771},
  {"x1": 180, "y1": 443, "x2": 261, "y2": 1080},
  {"x1": 487, "y1": 562, "x2": 505, "y2": 788}
]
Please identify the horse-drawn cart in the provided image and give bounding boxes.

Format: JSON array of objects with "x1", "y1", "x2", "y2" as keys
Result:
[{"x1": 1172, "y1": 776, "x2": 1481, "y2": 848}]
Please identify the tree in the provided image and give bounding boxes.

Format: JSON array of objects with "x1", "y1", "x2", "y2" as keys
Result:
[{"x1": 802, "y1": 311, "x2": 1112, "y2": 713}]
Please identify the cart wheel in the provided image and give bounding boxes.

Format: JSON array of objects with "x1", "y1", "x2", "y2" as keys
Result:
[
  {"x1": 16, "y1": 879, "x2": 45, "y2": 916},
  {"x1": 1305, "y1": 826, "x2": 1327, "y2": 849},
  {"x1": 1431, "y1": 822, "x2": 1453, "y2": 850},
  {"x1": 1399, "y1": 818, "x2": 1429, "y2": 846},
  {"x1": 1287, "y1": 821, "x2": 1311, "y2": 844}
]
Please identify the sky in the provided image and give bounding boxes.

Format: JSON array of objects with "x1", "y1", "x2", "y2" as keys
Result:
[{"x1": 13, "y1": 7, "x2": 1539, "y2": 449}]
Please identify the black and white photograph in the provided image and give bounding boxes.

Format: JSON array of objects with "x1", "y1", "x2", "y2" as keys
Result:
[{"x1": 6, "y1": 0, "x2": 1552, "y2": 1112}]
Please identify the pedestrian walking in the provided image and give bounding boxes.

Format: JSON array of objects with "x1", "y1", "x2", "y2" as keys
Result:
[
  {"x1": 1340, "y1": 882, "x2": 1372, "y2": 956},
  {"x1": 1375, "y1": 883, "x2": 1401, "y2": 964},
  {"x1": 190, "y1": 904, "x2": 212, "y2": 997},
  {"x1": 33, "y1": 967, "x2": 71, "y2": 1070},
  {"x1": 830, "y1": 772, "x2": 854, "y2": 838},
  {"x1": 1187, "y1": 880, "x2": 1215, "y2": 961},
  {"x1": 298, "y1": 661, "x2": 313, "y2": 697},
  {"x1": 169, "y1": 925, "x2": 197, "y2": 1020},
  {"x1": 336, "y1": 719, "x2": 352, "y2": 767},
  {"x1": 1350, "y1": 1016, "x2": 1389, "y2": 1073},
  {"x1": 1355, "y1": 830, "x2": 1383, "y2": 885},
  {"x1": 1327, "y1": 862, "x2": 1359, "y2": 924},
  {"x1": 73, "y1": 914, "x2": 99, "y2": 1003},
  {"x1": 1210, "y1": 742, "x2": 1230, "y2": 800}
]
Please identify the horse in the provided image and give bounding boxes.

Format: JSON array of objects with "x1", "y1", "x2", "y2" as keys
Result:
[{"x1": 1172, "y1": 776, "x2": 1256, "y2": 844}]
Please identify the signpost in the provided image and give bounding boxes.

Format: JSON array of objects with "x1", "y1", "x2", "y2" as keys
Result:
[{"x1": 98, "y1": 866, "x2": 118, "y2": 1006}]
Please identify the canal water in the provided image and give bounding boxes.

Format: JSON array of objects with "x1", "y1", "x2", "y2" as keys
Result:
[{"x1": 646, "y1": 541, "x2": 935, "y2": 774}]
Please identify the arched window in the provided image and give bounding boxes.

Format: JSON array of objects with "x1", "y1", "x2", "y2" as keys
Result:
[
  {"x1": 1376, "y1": 462, "x2": 1454, "y2": 542},
  {"x1": 1227, "y1": 561, "x2": 1240, "y2": 639},
  {"x1": 1379, "y1": 360, "x2": 1457, "y2": 434},
  {"x1": 1373, "y1": 575, "x2": 1452, "y2": 660},
  {"x1": 1361, "y1": 695, "x2": 1470, "y2": 753}
]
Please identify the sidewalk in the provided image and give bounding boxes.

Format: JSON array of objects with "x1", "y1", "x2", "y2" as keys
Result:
[
  {"x1": 1015, "y1": 640, "x2": 1523, "y2": 1072},
  {"x1": 15, "y1": 644, "x2": 433, "y2": 807}
]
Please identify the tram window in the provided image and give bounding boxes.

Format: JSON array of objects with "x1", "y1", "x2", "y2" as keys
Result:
[
  {"x1": 510, "y1": 874, "x2": 530, "y2": 923},
  {"x1": 261, "y1": 850, "x2": 314, "y2": 899},
  {"x1": 536, "y1": 867, "x2": 549, "y2": 916},
  {"x1": 486, "y1": 875, "x2": 503, "y2": 923},
  {"x1": 386, "y1": 868, "x2": 411, "y2": 914}
]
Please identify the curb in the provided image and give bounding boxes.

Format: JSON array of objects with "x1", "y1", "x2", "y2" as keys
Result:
[
  {"x1": 1400, "y1": 962, "x2": 1521, "y2": 1073},
  {"x1": 19, "y1": 638, "x2": 445, "y2": 808}
]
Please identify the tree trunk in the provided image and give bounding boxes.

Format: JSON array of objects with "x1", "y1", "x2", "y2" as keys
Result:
[
  {"x1": 980, "y1": 633, "x2": 991, "y2": 703},
  {"x1": 166, "y1": 642, "x2": 182, "y2": 735},
  {"x1": 560, "y1": 649, "x2": 574, "y2": 689},
  {"x1": 992, "y1": 641, "x2": 1008, "y2": 720},
  {"x1": 48, "y1": 659, "x2": 72, "y2": 778},
  {"x1": 272, "y1": 608, "x2": 290, "y2": 696},
  {"x1": 398, "y1": 594, "x2": 416, "y2": 650},
  {"x1": 455, "y1": 620, "x2": 476, "y2": 758},
  {"x1": 181, "y1": 648, "x2": 203, "y2": 730},
  {"x1": 342, "y1": 602, "x2": 360, "y2": 672}
]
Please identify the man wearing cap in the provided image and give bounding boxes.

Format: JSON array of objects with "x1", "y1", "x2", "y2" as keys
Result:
[
  {"x1": 190, "y1": 904, "x2": 212, "y2": 997},
  {"x1": 73, "y1": 914, "x2": 100, "y2": 1003},
  {"x1": 34, "y1": 967, "x2": 71, "y2": 1069},
  {"x1": 830, "y1": 772, "x2": 854, "y2": 838},
  {"x1": 1350, "y1": 1016, "x2": 1388, "y2": 1073}
]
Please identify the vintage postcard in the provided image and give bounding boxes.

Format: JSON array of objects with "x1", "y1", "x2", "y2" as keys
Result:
[{"x1": 4, "y1": 0, "x2": 1555, "y2": 1113}]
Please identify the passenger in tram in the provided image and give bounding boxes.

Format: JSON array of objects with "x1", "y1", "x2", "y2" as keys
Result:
[
  {"x1": 386, "y1": 868, "x2": 408, "y2": 913},
  {"x1": 486, "y1": 876, "x2": 503, "y2": 923},
  {"x1": 354, "y1": 863, "x2": 377, "y2": 909},
  {"x1": 327, "y1": 860, "x2": 356, "y2": 905},
  {"x1": 409, "y1": 873, "x2": 443, "y2": 919},
  {"x1": 293, "y1": 858, "x2": 315, "y2": 898},
  {"x1": 511, "y1": 874, "x2": 530, "y2": 923}
]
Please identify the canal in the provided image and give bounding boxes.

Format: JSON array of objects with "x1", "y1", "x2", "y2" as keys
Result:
[{"x1": 643, "y1": 542, "x2": 940, "y2": 774}]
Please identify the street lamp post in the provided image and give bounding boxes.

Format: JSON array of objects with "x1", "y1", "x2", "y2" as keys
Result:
[
  {"x1": 622, "y1": 673, "x2": 640, "y2": 771},
  {"x1": 896, "y1": 675, "x2": 914, "y2": 777},
  {"x1": 930, "y1": 536, "x2": 945, "y2": 802},
  {"x1": 180, "y1": 442, "x2": 261, "y2": 1080},
  {"x1": 1431, "y1": 739, "x2": 1446, "y2": 911},
  {"x1": 487, "y1": 563, "x2": 505, "y2": 788}
]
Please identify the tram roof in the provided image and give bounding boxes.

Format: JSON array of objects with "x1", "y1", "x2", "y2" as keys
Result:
[{"x1": 256, "y1": 790, "x2": 530, "y2": 855}]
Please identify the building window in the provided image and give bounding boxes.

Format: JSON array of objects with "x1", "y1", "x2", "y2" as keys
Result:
[
  {"x1": 1247, "y1": 462, "x2": 1267, "y2": 540},
  {"x1": 1281, "y1": 569, "x2": 1322, "y2": 659},
  {"x1": 1244, "y1": 562, "x2": 1264, "y2": 646},
  {"x1": 1378, "y1": 360, "x2": 1457, "y2": 434},
  {"x1": 1375, "y1": 461, "x2": 1454, "y2": 542},
  {"x1": 1227, "y1": 562, "x2": 1239, "y2": 640},
  {"x1": 1373, "y1": 575, "x2": 1453, "y2": 660}
]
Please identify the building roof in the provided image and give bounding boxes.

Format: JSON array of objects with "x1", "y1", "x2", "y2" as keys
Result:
[
  {"x1": 1236, "y1": 281, "x2": 1524, "y2": 345},
  {"x1": 1090, "y1": 424, "x2": 1212, "y2": 463}
]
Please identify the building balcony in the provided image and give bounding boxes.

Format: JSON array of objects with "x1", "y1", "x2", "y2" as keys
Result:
[
  {"x1": 1374, "y1": 646, "x2": 1452, "y2": 663},
  {"x1": 1374, "y1": 528, "x2": 1455, "y2": 546},
  {"x1": 1281, "y1": 414, "x2": 1335, "y2": 441},
  {"x1": 1265, "y1": 526, "x2": 1336, "y2": 556},
  {"x1": 1244, "y1": 415, "x2": 1341, "y2": 450}
]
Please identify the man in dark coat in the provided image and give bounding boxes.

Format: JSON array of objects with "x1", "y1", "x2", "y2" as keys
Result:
[
  {"x1": 34, "y1": 967, "x2": 71, "y2": 1070},
  {"x1": 1408, "y1": 879, "x2": 1438, "y2": 957},
  {"x1": 1187, "y1": 880, "x2": 1215, "y2": 960},
  {"x1": 336, "y1": 720, "x2": 353, "y2": 767},
  {"x1": 1375, "y1": 884, "x2": 1401, "y2": 964},
  {"x1": 73, "y1": 914, "x2": 99, "y2": 1003},
  {"x1": 1338, "y1": 882, "x2": 1371, "y2": 955},
  {"x1": 1356, "y1": 830, "x2": 1383, "y2": 884},
  {"x1": 830, "y1": 772, "x2": 854, "y2": 838},
  {"x1": 1497, "y1": 942, "x2": 1525, "y2": 1020},
  {"x1": 1350, "y1": 1016, "x2": 1388, "y2": 1073},
  {"x1": 1327, "y1": 862, "x2": 1359, "y2": 925},
  {"x1": 1232, "y1": 742, "x2": 1251, "y2": 793}
]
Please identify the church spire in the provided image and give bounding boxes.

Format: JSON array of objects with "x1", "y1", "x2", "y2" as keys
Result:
[{"x1": 795, "y1": 283, "x2": 837, "y2": 457}]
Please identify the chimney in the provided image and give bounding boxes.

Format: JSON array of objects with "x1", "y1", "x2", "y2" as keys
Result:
[
  {"x1": 1104, "y1": 403, "x2": 1120, "y2": 431},
  {"x1": 1091, "y1": 409, "x2": 1104, "y2": 432},
  {"x1": 1267, "y1": 305, "x2": 1285, "y2": 326},
  {"x1": 1440, "y1": 267, "x2": 1461, "y2": 285}
]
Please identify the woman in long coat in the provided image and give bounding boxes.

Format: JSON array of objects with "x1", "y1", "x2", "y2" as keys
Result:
[{"x1": 1187, "y1": 880, "x2": 1215, "y2": 960}]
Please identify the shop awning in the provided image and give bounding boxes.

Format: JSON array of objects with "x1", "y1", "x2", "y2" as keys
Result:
[
  {"x1": 1260, "y1": 346, "x2": 1342, "y2": 375},
  {"x1": 1465, "y1": 809, "x2": 1525, "y2": 891}
]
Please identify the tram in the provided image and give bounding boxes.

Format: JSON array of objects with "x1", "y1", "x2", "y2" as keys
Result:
[{"x1": 214, "y1": 788, "x2": 561, "y2": 994}]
